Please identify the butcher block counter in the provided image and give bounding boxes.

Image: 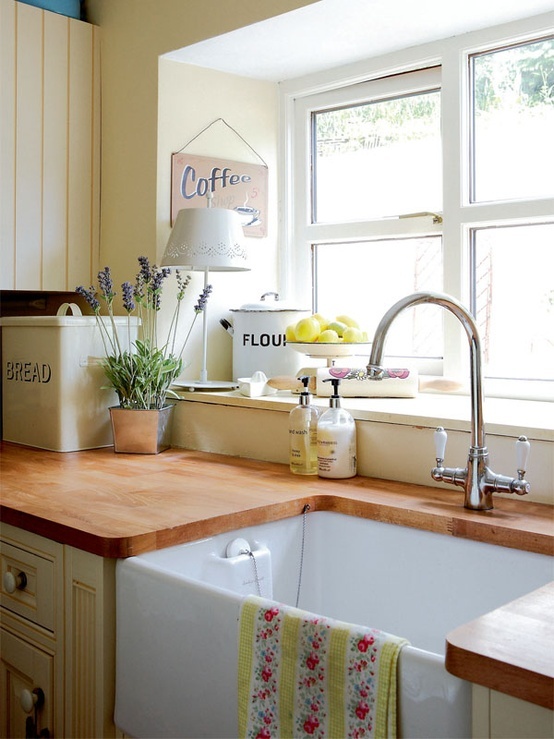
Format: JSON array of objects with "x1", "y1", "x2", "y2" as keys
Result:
[
  {"x1": 1, "y1": 442, "x2": 552, "y2": 558},
  {"x1": 1, "y1": 441, "x2": 553, "y2": 713}
]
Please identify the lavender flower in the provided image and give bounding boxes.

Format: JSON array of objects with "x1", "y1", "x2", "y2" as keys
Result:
[
  {"x1": 177, "y1": 284, "x2": 213, "y2": 361},
  {"x1": 121, "y1": 281, "x2": 135, "y2": 313},
  {"x1": 194, "y1": 284, "x2": 213, "y2": 313},
  {"x1": 134, "y1": 256, "x2": 151, "y2": 304},
  {"x1": 137, "y1": 255, "x2": 152, "y2": 283},
  {"x1": 149, "y1": 266, "x2": 171, "y2": 311},
  {"x1": 75, "y1": 285, "x2": 100, "y2": 313},
  {"x1": 175, "y1": 271, "x2": 191, "y2": 301},
  {"x1": 97, "y1": 267, "x2": 115, "y2": 303}
]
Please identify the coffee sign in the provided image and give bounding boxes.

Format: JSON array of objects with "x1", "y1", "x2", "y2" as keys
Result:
[{"x1": 171, "y1": 153, "x2": 268, "y2": 238}]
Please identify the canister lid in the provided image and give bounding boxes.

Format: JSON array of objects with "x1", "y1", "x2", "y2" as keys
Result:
[{"x1": 231, "y1": 291, "x2": 308, "y2": 312}]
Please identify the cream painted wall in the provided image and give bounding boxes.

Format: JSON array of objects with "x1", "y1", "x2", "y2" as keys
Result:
[
  {"x1": 84, "y1": 0, "x2": 317, "y2": 273},
  {"x1": 156, "y1": 61, "x2": 280, "y2": 381},
  {"x1": 85, "y1": 0, "x2": 316, "y2": 381}
]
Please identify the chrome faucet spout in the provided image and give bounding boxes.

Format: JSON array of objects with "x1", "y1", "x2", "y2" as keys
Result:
[
  {"x1": 367, "y1": 291, "x2": 530, "y2": 510},
  {"x1": 368, "y1": 291, "x2": 484, "y2": 449}
]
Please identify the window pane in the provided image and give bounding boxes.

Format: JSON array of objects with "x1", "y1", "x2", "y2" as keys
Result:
[
  {"x1": 313, "y1": 90, "x2": 441, "y2": 223},
  {"x1": 472, "y1": 223, "x2": 554, "y2": 381},
  {"x1": 471, "y1": 37, "x2": 554, "y2": 203},
  {"x1": 315, "y1": 237, "x2": 443, "y2": 358}
]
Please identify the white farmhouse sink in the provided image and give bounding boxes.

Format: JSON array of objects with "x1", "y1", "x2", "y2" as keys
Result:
[{"x1": 115, "y1": 511, "x2": 553, "y2": 738}]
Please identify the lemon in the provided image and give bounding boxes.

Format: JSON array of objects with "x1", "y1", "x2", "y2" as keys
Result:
[
  {"x1": 285, "y1": 324, "x2": 297, "y2": 342},
  {"x1": 294, "y1": 316, "x2": 321, "y2": 342},
  {"x1": 317, "y1": 329, "x2": 340, "y2": 343},
  {"x1": 312, "y1": 313, "x2": 330, "y2": 331},
  {"x1": 326, "y1": 320, "x2": 347, "y2": 337},
  {"x1": 343, "y1": 326, "x2": 364, "y2": 343},
  {"x1": 336, "y1": 314, "x2": 360, "y2": 329}
]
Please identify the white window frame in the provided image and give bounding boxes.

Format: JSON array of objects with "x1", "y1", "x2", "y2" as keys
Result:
[{"x1": 279, "y1": 12, "x2": 554, "y2": 400}]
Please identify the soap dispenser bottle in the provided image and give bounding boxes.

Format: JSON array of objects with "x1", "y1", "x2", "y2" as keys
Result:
[
  {"x1": 289, "y1": 375, "x2": 319, "y2": 475},
  {"x1": 317, "y1": 377, "x2": 357, "y2": 479}
]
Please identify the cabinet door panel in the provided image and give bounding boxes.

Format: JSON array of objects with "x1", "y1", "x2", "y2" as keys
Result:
[
  {"x1": 0, "y1": 1, "x2": 99, "y2": 290},
  {"x1": 0, "y1": 628, "x2": 54, "y2": 739},
  {"x1": 43, "y1": 10, "x2": 69, "y2": 291},
  {"x1": 0, "y1": 0, "x2": 16, "y2": 289},
  {"x1": 14, "y1": 2, "x2": 43, "y2": 290}
]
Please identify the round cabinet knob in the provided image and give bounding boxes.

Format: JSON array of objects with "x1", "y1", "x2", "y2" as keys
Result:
[
  {"x1": 20, "y1": 688, "x2": 44, "y2": 714},
  {"x1": 3, "y1": 570, "x2": 28, "y2": 594}
]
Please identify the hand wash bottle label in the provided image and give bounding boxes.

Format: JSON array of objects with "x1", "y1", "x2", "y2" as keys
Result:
[
  {"x1": 289, "y1": 375, "x2": 319, "y2": 475},
  {"x1": 317, "y1": 377, "x2": 357, "y2": 479}
]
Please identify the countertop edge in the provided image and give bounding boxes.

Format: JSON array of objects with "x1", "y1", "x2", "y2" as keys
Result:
[
  {"x1": 446, "y1": 581, "x2": 554, "y2": 710},
  {"x1": 2, "y1": 487, "x2": 552, "y2": 559}
]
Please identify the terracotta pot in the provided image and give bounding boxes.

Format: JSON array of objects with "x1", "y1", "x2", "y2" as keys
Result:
[{"x1": 109, "y1": 405, "x2": 174, "y2": 454}]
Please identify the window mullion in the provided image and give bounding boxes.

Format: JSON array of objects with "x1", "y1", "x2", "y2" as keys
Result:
[{"x1": 441, "y1": 46, "x2": 467, "y2": 382}]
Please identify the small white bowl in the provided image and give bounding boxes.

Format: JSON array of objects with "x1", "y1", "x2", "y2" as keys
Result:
[{"x1": 237, "y1": 372, "x2": 277, "y2": 397}]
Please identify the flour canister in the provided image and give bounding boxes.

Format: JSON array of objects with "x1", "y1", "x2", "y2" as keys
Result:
[{"x1": 229, "y1": 293, "x2": 310, "y2": 380}]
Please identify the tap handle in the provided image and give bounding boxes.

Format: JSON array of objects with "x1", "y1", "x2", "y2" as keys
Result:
[
  {"x1": 434, "y1": 426, "x2": 447, "y2": 463},
  {"x1": 516, "y1": 435, "x2": 530, "y2": 475}
]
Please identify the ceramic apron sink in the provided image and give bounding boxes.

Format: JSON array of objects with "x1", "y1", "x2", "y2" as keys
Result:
[{"x1": 115, "y1": 511, "x2": 552, "y2": 738}]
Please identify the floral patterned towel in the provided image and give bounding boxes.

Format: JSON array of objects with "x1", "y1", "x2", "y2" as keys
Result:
[{"x1": 238, "y1": 595, "x2": 408, "y2": 739}]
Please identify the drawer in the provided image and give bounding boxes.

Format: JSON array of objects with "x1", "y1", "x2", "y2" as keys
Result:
[{"x1": 0, "y1": 535, "x2": 59, "y2": 633}]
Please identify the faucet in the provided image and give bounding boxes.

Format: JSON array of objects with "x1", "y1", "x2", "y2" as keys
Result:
[{"x1": 367, "y1": 291, "x2": 531, "y2": 510}]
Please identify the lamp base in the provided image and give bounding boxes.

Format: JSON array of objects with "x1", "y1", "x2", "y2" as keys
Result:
[{"x1": 173, "y1": 380, "x2": 239, "y2": 392}]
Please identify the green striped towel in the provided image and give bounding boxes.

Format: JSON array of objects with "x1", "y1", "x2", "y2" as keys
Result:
[{"x1": 238, "y1": 595, "x2": 408, "y2": 739}]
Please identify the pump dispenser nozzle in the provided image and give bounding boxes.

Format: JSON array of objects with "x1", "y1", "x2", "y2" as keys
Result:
[
  {"x1": 323, "y1": 377, "x2": 341, "y2": 408},
  {"x1": 298, "y1": 375, "x2": 311, "y2": 406}
]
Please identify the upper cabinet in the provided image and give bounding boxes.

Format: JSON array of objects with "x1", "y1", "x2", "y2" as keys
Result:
[{"x1": 0, "y1": 0, "x2": 100, "y2": 291}]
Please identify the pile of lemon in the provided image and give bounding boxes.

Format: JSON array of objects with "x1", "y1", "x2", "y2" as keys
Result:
[{"x1": 287, "y1": 314, "x2": 368, "y2": 343}]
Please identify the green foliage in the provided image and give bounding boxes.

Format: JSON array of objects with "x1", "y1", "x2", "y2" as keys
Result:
[
  {"x1": 315, "y1": 89, "x2": 440, "y2": 156},
  {"x1": 77, "y1": 257, "x2": 210, "y2": 411},
  {"x1": 473, "y1": 37, "x2": 553, "y2": 112},
  {"x1": 314, "y1": 37, "x2": 553, "y2": 157},
  {"x1": 102, "y1": 340, "x2": 183, "y2": 410}
]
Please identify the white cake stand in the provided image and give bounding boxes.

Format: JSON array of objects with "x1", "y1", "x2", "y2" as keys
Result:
[{"x1": 287, "y1": 341, "x2": 372, "y2": 367}]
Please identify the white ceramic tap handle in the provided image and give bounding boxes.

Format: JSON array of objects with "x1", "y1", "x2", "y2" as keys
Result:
[
  {"x1": 434, "y1": 426, "x2": 447, "y2": 462},
  {"x1": 516, "y1": 435, "x2": 530, "y2": 473}
]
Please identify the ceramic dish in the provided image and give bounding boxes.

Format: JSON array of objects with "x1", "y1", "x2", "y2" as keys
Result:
[{"x1": 287, "y1": 341, "x2": 371, "y2": 358}]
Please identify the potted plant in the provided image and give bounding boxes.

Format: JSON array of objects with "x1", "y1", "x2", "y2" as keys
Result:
[{"x1": 76, "y1": 256, "x2": 211, "y2": 453}]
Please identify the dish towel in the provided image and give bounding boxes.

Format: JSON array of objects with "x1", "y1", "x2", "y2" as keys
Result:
[{"x1": 238, "y1": 595, "x2": 409, "y2": 739}]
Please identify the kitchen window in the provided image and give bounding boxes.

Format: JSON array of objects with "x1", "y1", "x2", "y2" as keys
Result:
[{"x1": 281, "y1": 20, "x2": 554, "y2": 400}]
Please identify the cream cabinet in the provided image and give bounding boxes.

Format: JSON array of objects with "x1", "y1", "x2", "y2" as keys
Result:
[
  {"x1": 0, "y1": 523, "x2": 117, "y2": 738},
  {"x1": 472, "y1": 685, "x2": 554, "y2": 739},
  {"x1": 0, "y1": 0, "x2": 100, "y2": 291}
]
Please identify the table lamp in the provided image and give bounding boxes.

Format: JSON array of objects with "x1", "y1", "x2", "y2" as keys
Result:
[{"x1": 162, "y1": 203, "x2": 249, "y2": 389}]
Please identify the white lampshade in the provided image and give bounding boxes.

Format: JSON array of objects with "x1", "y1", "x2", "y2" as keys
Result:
[
  {"x1": 162, "y1": 207, "x2": 249, "y2": 271},
  {"x1": 161, "y1": 206, "x2": 249, "y2": 390}
]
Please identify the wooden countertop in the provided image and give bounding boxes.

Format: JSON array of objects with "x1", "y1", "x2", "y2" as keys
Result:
[
  {"x1": 1, "y1": 441, "x2": 553, "y2": 708},
  {"x1": 1, "y1": 442, "x2": 552, "y2": 558},
  {"x1": 446, "y1": 581, "x2": 554, "y2": 709}
]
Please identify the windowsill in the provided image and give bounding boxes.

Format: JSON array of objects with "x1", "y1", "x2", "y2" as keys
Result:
[{"x1": 172, "y1": 388, "x2": 553, "y2": 442}]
